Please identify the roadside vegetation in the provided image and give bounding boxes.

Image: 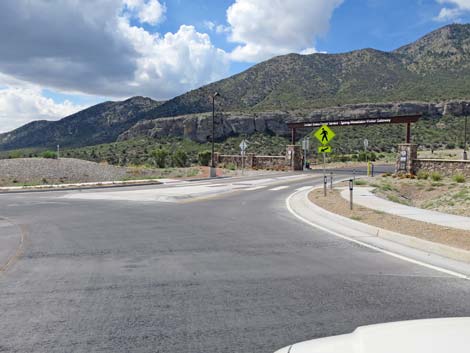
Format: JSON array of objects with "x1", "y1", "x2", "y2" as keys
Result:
[
  {"x1": 356, "y1": 173, "x2": 470, "y2": 217},
  {"x1": 0, "y1": 114, "x2": 469, "y2": 168}
]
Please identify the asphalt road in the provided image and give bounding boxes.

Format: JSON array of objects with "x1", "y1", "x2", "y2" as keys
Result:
[{"x1": 1, "y1": 171, "x2": 470, "y2": 353}]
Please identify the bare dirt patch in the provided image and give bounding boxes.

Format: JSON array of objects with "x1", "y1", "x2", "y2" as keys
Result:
[{"x1": 308, "y1": 187, "x2": 470, "y2": 251}]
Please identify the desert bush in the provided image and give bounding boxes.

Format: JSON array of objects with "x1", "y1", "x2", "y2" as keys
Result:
[
  {"x1": 354, "y1": 179, "x2": 367, "y2": 186},
  {"x1": 430, "y1": 171, "x2": 442, "y2": 181},
  {"x1": 42, "y1": 150, "x2": 57, "y2": 159},
  {"x1": 453, "y1": 174, "x2": 466, "y2": 183},
  {"x1": 198, "y1": 150, "x2": 212, "y2": 166},
  {"x1": 151, "y1": 148, "x2": 169, "y2": 168},
  {"x1": 172, "y1": 149, "x2": 188, "y2": 167},
  {"x1": 417, "y1": 170, "x2": 429, "y2": 180}
]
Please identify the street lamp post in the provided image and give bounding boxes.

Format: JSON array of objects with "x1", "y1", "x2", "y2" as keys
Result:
[
  {"x1": 464, "y1": 116, "x2": 468, "y2": 160},
  {"x1": 211, "y1": 92, "x2": 220, "y2": 177}
]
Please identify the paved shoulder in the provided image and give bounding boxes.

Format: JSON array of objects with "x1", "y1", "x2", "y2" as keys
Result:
[{"x1": 0, "y1": 218, "x2": 24, "y2": 272}]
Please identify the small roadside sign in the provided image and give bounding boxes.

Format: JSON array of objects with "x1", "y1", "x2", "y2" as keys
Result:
[
  {"x1": 314, "y1": 125, "x2": 335, "y2": 145},
  {"x1": 318, "y1": 145, "x2": 332, "y2": 153},
  {"x1": 239, "y1": 139, "x2": 248, "y2": 151}
]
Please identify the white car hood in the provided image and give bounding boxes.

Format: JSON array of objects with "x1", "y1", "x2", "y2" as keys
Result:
[{"x1": 275, "y1": 317, "x2": 470, "y2": 353}]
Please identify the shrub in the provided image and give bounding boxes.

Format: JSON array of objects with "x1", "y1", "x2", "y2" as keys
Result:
[
  {"x1": 198, "y1": 150, "x2": 212, "y2": 166},
  {"x1": 430, "y1": 172, "x2": 442, "y2": 181},
  {"x1": 150, "y1": 148, "x2": 169, "y2": 168},
  {"x1": 42, "y1": 150, "x2": 57, "y2": 159},
  {"x1": 453, "y1": 174, "x2": 466, "y2": 183},
  {"x1": 226, "y1": 162, "x2": 236, "y2": 171},
  {"x1": 172, "y1": 149, "x2": 188, "y2": 168},
  {"x1": 354, "y1": 179, "x2": 367, "y2": 186},
  {"x1": 417, "y1": 170, "x2": 429, "y2": 180}
]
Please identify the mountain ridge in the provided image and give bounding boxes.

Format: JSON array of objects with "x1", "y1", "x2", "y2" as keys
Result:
[{"x1": 2, "y1": 23, "x2": 470, "y2": 150}]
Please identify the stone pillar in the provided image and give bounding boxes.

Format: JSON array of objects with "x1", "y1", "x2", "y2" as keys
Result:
[
  {"x1": 396, "y1": 143, "x2": 418, "y2": 174},
  {"x1": 286, "y1": 145, "x2": 302, "y2": 171}
]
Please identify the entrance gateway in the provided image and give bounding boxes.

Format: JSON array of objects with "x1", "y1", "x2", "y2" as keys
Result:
[{"x1": 286, "y1": 114, "x2": 421, "y2": 172}]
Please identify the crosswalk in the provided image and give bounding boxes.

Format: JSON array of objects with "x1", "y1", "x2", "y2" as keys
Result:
[{"x1": 244, "y1": 185, "x2": 312, "y2": 192}]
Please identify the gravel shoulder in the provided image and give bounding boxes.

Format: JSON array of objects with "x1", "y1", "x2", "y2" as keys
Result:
[
  {"x1": 308, "y1": 187, "x2": 470, "y2": 251},
  {"x1": 0, "y1": 158, "x2": 281, "y2": 186}
]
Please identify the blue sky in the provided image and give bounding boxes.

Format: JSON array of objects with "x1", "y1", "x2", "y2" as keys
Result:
[{"x1": 1, "y1": 0, "x2": 470, "y2": 132}]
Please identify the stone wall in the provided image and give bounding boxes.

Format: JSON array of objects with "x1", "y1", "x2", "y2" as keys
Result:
[
  {"x1": 414, "y1": 159, "x2": 470, "y2": 177},
  {"x1": 214, "y1": 153, "x2": 288, "y2": 170}
]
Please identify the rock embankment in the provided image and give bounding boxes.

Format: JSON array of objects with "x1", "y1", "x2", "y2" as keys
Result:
[
  {"x1": 118, "y1": 100, "x2": 470, "y2": 143},
  {"x1": 0, "y1": 158, "x2": 155, "y2": 185}
]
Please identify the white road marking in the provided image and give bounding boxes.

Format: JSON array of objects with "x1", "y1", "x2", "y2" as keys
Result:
[
  {"x1": 285, "y1": 189, "x2": 469, "y2": 280},
  {"x1": 244, "y1": 186, "x2": 267, "y2": 191},
  {"x1": 296, "y1": 186, "x2": 313, "y2": 191},
  {"x1": 270, "y1": 185, "x2": 289, "y2": 191}
]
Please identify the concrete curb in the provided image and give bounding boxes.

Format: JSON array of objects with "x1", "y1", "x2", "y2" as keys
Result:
[
  {"x1": 297, "y1": 185, "x2": 470, "y2": 264},
  {"x1": 0, "y1": 179, "x2": 166, "y2": 193}
]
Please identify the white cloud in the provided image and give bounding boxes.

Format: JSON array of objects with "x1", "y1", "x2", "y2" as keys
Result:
[
  {"x1": 118, "y1": 22, "x2": 229, "y2": 98},
  {"x1": 226, "y1": 0, "x2": 342, "y2": 62},
  {"x1": 204, "y1": 20, "x2": 216, "y2": 31},
  {"x1": 0, "y1": 0, "x2": 228, "y2": 100},
  {"x1": 435, "y1": 0, "x2": 470, "y2": 21},
  {"x1": 124, "y1": 0, "x2": 166, "y2": 25},
  {"x1": 0, "y1": 75, "x2": 84, "y2": 133}
]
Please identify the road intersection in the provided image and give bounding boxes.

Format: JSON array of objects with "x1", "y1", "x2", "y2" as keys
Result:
[{"x1": 1, "y1": 171, "x2": 470, "y2": 353}]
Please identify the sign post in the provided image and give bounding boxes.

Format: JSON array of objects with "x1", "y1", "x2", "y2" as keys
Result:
[
  {"x1": 364, "y1": 138, "x2": 369, "y2": 176},
  {"x1": 349, "y1": 179, "x2": 354, "y2": 210},
  {"x1": 239, "y1": 139, "x2": 248, "y2": 175},
  {"x1": 314, "y1": 125, "x2": 336, "y2": 197}
]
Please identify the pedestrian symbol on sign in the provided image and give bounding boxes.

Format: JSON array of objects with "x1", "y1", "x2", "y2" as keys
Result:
[
  {"x1": 314, "y1": 125, "x2": 335, "y2": 145},
  {"x1": 321, "y1": 128, "x2": 329, "y2": 142}
]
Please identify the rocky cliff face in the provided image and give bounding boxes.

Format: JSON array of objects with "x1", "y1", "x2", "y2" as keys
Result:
[{"x1": 118, "y1": 100, "x2": 470, "y2": 143}]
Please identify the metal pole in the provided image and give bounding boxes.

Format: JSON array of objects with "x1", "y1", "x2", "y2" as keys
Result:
[
  {"x1": 303, "y1": 140, "x2": 307, "y2": 170},
  {"x1": 211, "y1": 96, "x2": 215, "y2": 168},
  {"x1": 242, "y1": 151, "x2": 245, "y2": 175},
  {"x1": 371, "y1": 163, "x2": 374, "y2": 177},
  {"x1": 464, "y1": 116, "x2": 468, "y2": 160},
  {"x1": 57, "y1": 144, "x2": 60, "y2": 159},
  {"x1": 323, "y1": 152, "x2": 326, "y2": 196},
  {"x1": 349, "y1": 179, "x2": 354, "y2": 210},
  {"x1": 330, "y1": 172, "x2": 333, "y2": 190}
]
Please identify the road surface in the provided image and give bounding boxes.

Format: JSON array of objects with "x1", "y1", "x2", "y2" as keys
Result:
[{"x1": 0, "y1": 171, "x2": 469, "y2": 353}]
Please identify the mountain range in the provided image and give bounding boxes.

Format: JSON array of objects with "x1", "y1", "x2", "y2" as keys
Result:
[{"x1": 2, "y1": 23, "x2": 470, "y2": 151}]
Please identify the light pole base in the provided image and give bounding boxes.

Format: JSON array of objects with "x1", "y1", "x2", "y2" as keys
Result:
[
  {"x1": 209, "y1": 167, "x2": 217, "y2": 178},
  {"x1": 463, "y1": 151, "x2": 468, "y2": 161}
]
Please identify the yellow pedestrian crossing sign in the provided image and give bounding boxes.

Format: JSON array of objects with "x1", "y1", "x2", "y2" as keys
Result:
[
  {"x1": 314, "y1": 125, "x2": 335, "y2": 145},
  {"x1": 318, "y1": 145, "x2": 332, "y2": 153}
]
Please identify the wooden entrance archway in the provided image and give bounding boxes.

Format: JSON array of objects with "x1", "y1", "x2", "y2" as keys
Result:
[{"x1": 287, "y1": 114, "x2": 421, "y2": 145}]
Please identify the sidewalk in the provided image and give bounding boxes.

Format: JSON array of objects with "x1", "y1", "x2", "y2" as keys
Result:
[{"x1": 339, "y1": 187, "x2": 470, "y2": 231}]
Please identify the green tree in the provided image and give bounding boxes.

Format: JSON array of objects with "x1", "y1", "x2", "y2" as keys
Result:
[
  {"x1": 198, "y1": 150, "x2": 212, "y2": 166},
  {"x1": 151, "y1": 148, "x2": 169, "y2": 168},
  {"x1": 172, "y1": 149, "x2": 188, "y2": 167}
]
